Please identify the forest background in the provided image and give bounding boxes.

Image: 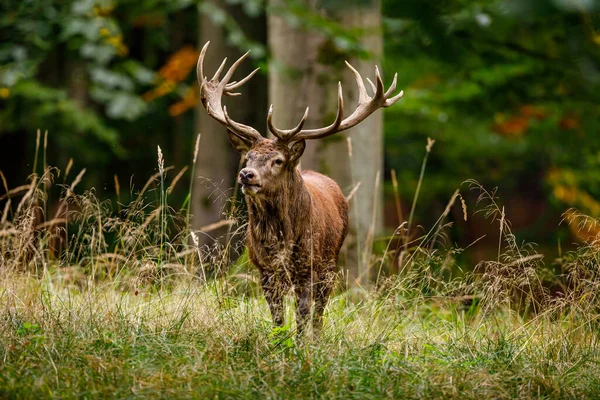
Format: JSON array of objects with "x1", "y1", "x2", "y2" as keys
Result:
[
  {"x1": 4, "y1": 1, "x2": 600, "y2": 397},
  {"x1": 1, "y1": 0, "x2": 600, "y2": 278}
]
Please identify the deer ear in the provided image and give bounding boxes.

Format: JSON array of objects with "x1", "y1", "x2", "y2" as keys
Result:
[
  {"x1": 227, "y1": 129, "x2": 253, "y2": 155},
  {"x1": 289, "y1": 140, "x2": 306, "y2": 164}
]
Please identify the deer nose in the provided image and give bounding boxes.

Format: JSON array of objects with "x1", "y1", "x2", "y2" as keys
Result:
[{"x1": 239, "y1": 168, "x2": 256, "y2": 183}]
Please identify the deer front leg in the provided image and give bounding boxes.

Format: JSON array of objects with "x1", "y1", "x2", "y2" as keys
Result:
[
  {"x1": 312, "y1": 272, "x2": 335, "y2": 336},
  {"x1": 260, "y1": 272, "x2": 285, "y2": 326},
  {"x1": 294, "y1": 285, "x2": 312, "y2": 335}
]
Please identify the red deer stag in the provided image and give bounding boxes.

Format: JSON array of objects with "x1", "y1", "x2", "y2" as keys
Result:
[{"x1": 196, "y1": 42, "x2": 403, "y2": 335}]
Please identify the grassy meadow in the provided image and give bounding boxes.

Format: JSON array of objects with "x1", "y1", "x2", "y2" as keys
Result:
[{"x1": 2, "y1": 137, "x2": 600, "y2": 399}]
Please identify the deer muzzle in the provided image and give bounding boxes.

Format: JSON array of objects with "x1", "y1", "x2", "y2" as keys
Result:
[{"x1": 239, "y1": 168, "x2": 261, "y2": 195}]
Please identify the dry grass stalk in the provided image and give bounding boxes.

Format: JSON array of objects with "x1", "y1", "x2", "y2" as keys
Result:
[
  {"x1": 345, "y1": 182, "x2": 362, "y2": 203},
  {"x1": 460, "y1": 194, "x2": 468, "y2": 221},
  {"x1": 190, "y1": 231, "x2": 205, "y2": 281},
  {"x1": 33, "y1": 129, "x2": 40, "y2": 174},
  {"x1": 114, "y1": 174, "x2": 121, "y2": 199},
  {"x1": 361, "y1": 170, "x2": 380, "y2": 281},
  {"x1": 1, "y1": 199, "x2": 11, "y2": 224},
  {"x1": 426, "y1": 137, "x2": 435, "y2": 153},
  {"x1": 140, "y1": 206, "x2": 162, "y2": 231},
  {"x1": 69, "y1": 168, "x2": 86, "y2": 194},
  {"x1": 15, "y1": 177, "x2": 38, "y2": 217},
  {"x1": 35, "y1": 218, "x2": 67, "y2": 230},
  {"x1": 0, "y1": 170, "x2": 8, "y2": 194},
  {"x1": 198, "y1": 219, "x2": 236, "y2": 233},
  {"x1": 65, "y1": 158, "x2": 74, "y2": 179},
  {"x1": 168, "y1": 166, "x2": 189, "y2": 195},
  {"x1": 135, "y1": 166, "x2": 174, "y2": 204},
  {"x1": 193, "y1": 133, "x2": 201, "y2": 164},
  {"x1": 0, "y1": 185, "x2": 31, "y2": 201},
  {"x1": 157, "y1": 145, "x2": 164, "y2": 176},
  {"x1": 390, "y1": 169, "x2": 403, "y2": 226}
]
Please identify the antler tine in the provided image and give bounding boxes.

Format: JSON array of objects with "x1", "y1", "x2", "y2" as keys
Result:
[
  {"x1": 374, "y1": 65, "x2": 385, "y2": 98},
  {"x1": 267, "y1": 105, "x2": 310, "y2": 140},
  {"x1": 226, "y1": 67, "x2": 259, "y2": 91},
  {"x1": 197, "y1": 42, "x2": 262, "y2": 142},
  {"x1": 211, "y1": 57, "x2": 228, "y2": 81},
  {"x1": 366, "y1": 78, "x2": 376, "y2": 95},
  {"x1": 200, "y1": 42, "x2": 404, "y2": 144},
  {"x1": 384, "y1": 73, "x2": 398, "y2": 98},
  {"x1": 197, "y1": 41, "x2": 210, "y2": 84},
  {"x1": 285, "y1": 61, "x2": 403, "y2": 141},
  {"x1": 292, "y1": 83, "x2": 344, "y2": 141},
  {"x1": 290, "y1": 106, "x2": 310, "y2": 137},
  {"x1": 345, "y1": 61, "x2": 370, "y2": 104},
  {"x1": 385, "y1": 89, "x2": 404, "y2": 107},
  {"x1": 266, "y1": 105, "x2": 283, "y2": 140},
  {"x1": 221, "y1": 50, "x2": 251, "y2": 86}
]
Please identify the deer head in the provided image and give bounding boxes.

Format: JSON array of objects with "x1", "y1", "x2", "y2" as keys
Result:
[{"x1": 196, "y1": 41, "x2": 404, "y2": 196}]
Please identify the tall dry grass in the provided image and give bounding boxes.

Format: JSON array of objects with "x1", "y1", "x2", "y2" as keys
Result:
[{"x1": 1, "y1": 134, "x2": 600, "y2": 398}]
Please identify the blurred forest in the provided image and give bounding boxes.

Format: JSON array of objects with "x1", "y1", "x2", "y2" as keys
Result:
[{"x1": 1, "y1": 0, "x2": 600, "y2": 268}]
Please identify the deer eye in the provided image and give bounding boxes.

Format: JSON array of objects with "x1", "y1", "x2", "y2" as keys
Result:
[{"x1": 275, "y1": 158, "x2": 284, "y2": 166}]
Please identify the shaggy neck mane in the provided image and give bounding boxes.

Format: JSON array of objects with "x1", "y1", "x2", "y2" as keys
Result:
[{"x1": 246, "y1": 169, "x2": 311, "y2": 244}]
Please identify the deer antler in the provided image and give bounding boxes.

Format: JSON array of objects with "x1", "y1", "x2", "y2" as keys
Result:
[
  {"x1": 197, "y1": 41, "x2": 262, "y2": 142},
  {"x1": 267, "y1": 61, "x2": 403, "y2": 142}
]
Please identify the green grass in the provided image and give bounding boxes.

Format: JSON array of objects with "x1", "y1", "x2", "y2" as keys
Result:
[
  {"x1": 2, "y1": 138, "x2": 600, "y2": 398},
  {"x1": 1, "y1": 271, "x2": 600, "y2": 399}
]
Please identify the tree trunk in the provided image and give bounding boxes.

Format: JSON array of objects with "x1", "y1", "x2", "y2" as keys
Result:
[
  {"x1": 340, "y1": 2, "x2": 383, "y2": 286},
  {"x1": 268, "y1": 3, "x2": 329, "y2": 169},
  {"x1": 268, "y1": 0, "x2": 383, "y2": 285},
  {"x1": 192, "y1": 1, "x2": 267, "y2": 252}
]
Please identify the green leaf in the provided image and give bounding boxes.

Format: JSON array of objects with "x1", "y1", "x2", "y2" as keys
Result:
[
  {"x1": 90, "y1": 67, "x2": 134, "y2": 90},
  {"x1": 106, "y1": 92, "x2": 147, "y2": 121}
]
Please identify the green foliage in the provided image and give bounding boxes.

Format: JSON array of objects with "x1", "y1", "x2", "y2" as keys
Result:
[
  {"x1": 15, "y1": 322, "x2": 42, "y2": 336},
  {"x1": 2, "y1": 0, "x2": 600, "y2": 254},
  {"x1": 381, "y1": 0, "x2": 600, "y2": 246},
  {"x1": 0, "y1": 0, "x2": 155, "y2": 119},
  {"x1": 0, "y1": 80, "x2": 123, "y2": 162},
  {"x1": 199, "y1": 1, "x2": 266, "y2": 58},
  {"x1": 0, "y1": 0, "x2": 195, "y2": 182}
]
